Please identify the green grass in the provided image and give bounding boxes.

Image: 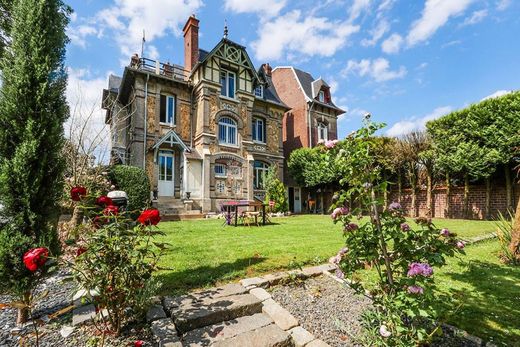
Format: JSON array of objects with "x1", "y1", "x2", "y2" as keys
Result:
[{"x1": 154, "y1": 215, "x2": 515, "y2": 345}]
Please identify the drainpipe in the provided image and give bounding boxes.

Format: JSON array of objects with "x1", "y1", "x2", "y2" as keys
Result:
[
  {"x1": 308, "y1": 101, "x2": 315, "y2": 148},
  {"x1": 189, "y1": 79, "x2": 195, "y2": 148},
  {"x1": 143, "y1": 73, "x2": 150, "y2": 169}
]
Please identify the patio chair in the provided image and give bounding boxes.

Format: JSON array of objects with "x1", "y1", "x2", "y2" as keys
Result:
[{"x1": 220, "y1": 203, "x2": 235, "y2": 226}]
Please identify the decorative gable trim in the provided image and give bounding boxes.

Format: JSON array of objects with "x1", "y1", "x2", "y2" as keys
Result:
[{"x1": 152, "y1": 130, "x2": 190, "y2": 163}]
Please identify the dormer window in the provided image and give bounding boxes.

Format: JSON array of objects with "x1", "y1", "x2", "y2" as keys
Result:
[
  {"x1": 317, "y1": 122, "x2": 328, "y2": 141},
  {"x1": 318, "y1": 90, "x2": 325, "y2": 103},
  {"x1": 220, "y1": 70, "x2": 236, "y2": 99},
  {"x1": 254, "y1": 85, "x2": 263, "y2": 98}
]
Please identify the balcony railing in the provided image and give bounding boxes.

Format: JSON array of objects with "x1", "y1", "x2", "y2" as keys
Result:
[{"x1": 130, "y1": 56, "x2": 190, "y2": 81}]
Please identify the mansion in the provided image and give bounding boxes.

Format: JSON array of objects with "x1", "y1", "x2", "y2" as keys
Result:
[{"x1": 102, "y1": 15, "x2": 345, "y2": 214}]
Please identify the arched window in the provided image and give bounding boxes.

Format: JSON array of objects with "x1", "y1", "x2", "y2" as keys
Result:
[
  {"x1": 317, "y1": 122, "x2": 328, "y2": 142},
  {"x1": 218, "y1": 117, "x2": 237, "y2": 145},
  {"x1": 253, "y1": 161, "x2": 269, "y2": 189}
]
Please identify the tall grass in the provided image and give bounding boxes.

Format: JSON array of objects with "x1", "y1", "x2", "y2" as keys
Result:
[{"x1": 494, "y1": 212, "x2": 518, "y2": 264}]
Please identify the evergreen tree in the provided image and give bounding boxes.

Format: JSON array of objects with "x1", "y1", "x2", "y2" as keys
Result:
[{"x1": 0, "y1": 0, "x2": 70, "y2": 323}]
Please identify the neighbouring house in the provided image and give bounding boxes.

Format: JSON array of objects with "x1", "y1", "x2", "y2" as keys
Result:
[
  {"x1": 271, "y1": 67, "x2": 346, "y2": 214},
  {"x1": 102, "y1": 15, "x2": 289, "y2": 216}
]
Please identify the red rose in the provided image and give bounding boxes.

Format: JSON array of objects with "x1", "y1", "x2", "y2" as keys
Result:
[
  {"x1": 134, "y1": 341, "x2": 144, "y2": 347},
  {"x1": 103, "y1": 205, "x2": 119, "y2": 216},
  {"x1": 76, "y1": 247, "x2": 87, "y2": 257},
  {"x1": 137, "y1": 209, "x2": 161, "y2": 226},
  {"x1": 23, "y1": 247, "x2": 49, "y2": 272},
  {"x1": 95, "y1": 196, "x2": 113, "y2": 207},
  {"x1": 92, "y1": 215, "x2": 107, "y2": 229},
  {"x1": 70, "y1": 186, "x2": 87, "y2": 201}
]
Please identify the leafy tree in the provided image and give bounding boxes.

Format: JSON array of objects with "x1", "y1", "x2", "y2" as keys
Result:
[
  {"x1": 0, "y1": 0, "x2": 70, "y2": 323},
  {"x1": 0, "y1": 0, "x2": 12, "y2": 59},
  {"x1": 263, "y1": 166, "x2": 288, "y2": 213}
]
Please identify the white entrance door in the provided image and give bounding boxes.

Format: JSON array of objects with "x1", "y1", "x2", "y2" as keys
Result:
[
  {"x1": 158, "y1": 151, "x2": 175, "y2": 197},
  {"x1": 294, "y1": 187, "x2": 302, "y2": 213}
]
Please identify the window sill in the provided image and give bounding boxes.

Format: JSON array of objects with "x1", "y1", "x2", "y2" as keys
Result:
[
  {"x1": 219, "y1": 95, "x2": 238, "y2": 103},
  {"x1": 219, "y1": 143, "x2": 239, "y2": 149},
  {"x1": 160, "y1": 122, "x2": 177, "y2": 127},
  {"x1": 253, "y1": 140, "x2": 266, "y2": 145}
]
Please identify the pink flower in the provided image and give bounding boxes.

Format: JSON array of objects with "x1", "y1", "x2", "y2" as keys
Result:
[
  {"x1": 408, "y1": 285, "x2": 424, "y2": 295},
  {"x1": 400, "y1": 223, "x2": 410, "y2": 232},
  {"x1": 331, "y1": 206, "x2": 349, "y2": 220},
  {"x1": 379, "y1": 325, "x2": 391, "y2": 338},
  {"x1": 407, "y1": 262, "x2": 433, "y2": 277},
  {"x1": 324, "y1": 139, "x2": 339, "y2": 149},
  {"x1": 456, "y1": 241, "x2": 465, "y2": 249},
  {"x1": 344, "y1": 222, "x2": 358, "y2": 232},
  {"x1": 440, "y1": 228, "x2": 450, "y2": 237},
  {"x1": 388, "y1": 202, "x2": 402, "y2": 211}
]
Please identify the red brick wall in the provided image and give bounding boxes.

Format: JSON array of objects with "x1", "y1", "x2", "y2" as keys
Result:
[{"x1": 388, "y1": 184, "x2": 519, "y2": 219}]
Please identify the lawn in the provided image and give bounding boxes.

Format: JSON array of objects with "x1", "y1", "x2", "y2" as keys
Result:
[{"x1": 155, "y1": 215, "x2": 517, "y2": 345}]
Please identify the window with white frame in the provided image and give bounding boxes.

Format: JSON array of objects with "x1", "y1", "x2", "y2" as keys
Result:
[
  {"x1": 253, "y1": 161, "x2": 269, "y2": 190},
  {"x1": 214, "y1": 163, "x2": 227, "y2": 177},
  {"x1": 318, "y1": 90, "x2": 325, "y2": 103},
  {"x1": 220, "y1": 70, "x2": 236, "y2": 98},
  {"x1": 160, "y1": 95, "x2": 176, "y2": 124},
  {"x1": 317, "y1": 122, "x2": 328, "y2": 141},
  {"x1": 254, "y1": 85, "x2": 263, "y2": 98},
  {"x1": 218, "y1": 117, "x2": 237, "y2": 145},
  {"x1": 252, "y1": 117, "x2": 265, "y2": 143}
]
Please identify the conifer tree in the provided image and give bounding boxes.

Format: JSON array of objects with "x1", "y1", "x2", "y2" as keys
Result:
[{"x1": 0, "y1": 0, "x2": 71, "y2": 323}]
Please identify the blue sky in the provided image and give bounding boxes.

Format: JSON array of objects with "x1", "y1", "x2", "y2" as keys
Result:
[{"x1": 65, "y1": 0, "x2": 520, "y2": 141}]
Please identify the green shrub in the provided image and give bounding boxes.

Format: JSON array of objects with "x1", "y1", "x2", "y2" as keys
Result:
[
  {"x1": 109, "y1": 165, "x2": 151, "y2": 214},
  {"x1": 264, "y1": 167, "x2": 289, "y2": 213},
  {"x1": 495, "y1": 212, "x2": 518, "y2": 264}
]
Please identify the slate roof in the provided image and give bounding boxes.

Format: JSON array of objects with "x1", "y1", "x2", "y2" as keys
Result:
[
  {"x1": 292, "y1": 68, "x2": 344, "y2": 113},
  {"x1": 261, "y1": 71, "x2": 289, "y2": 109}
]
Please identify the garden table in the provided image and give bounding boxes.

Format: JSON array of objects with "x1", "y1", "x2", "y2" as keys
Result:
[{"x1": 222, "y1": 200, "x2": 266, "y2": 226}]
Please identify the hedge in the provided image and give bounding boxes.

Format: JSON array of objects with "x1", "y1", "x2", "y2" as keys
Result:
[{"x1": 109, "y1": 165, "x2": 150, "y2": 214}]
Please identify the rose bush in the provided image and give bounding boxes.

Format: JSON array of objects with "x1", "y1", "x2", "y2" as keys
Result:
[
  {"x1": 325, "y1": 117, "x2": 465, "y2": 345},
  {"x1": 68, "y1": 186, "x2": 168, "y2": 335}
]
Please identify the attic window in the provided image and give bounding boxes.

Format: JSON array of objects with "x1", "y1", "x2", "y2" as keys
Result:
[
  {"x1": 254, "y1": 85, "x2": 263, "y2": 98},
  {"x1": 318, "y1": 90, "x2": 325, "y2": 103}
]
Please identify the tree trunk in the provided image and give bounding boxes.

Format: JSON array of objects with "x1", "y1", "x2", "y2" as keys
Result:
[
  {"x1": 464, "y1": 174, "x2": 470, "y2": 219},
  {"x1": 411, "y1": 188, "x2": 416, "y2": 218},
  {"x1": 426, "y1": 172, "x2": 433, "y2": 217},
  {"x1": 509, "y1": 197, "x2": 520, "y2": 261},
  {"x1": 397, "y1": 173, "x2": 402, "y2": 203},
  {"x1": 69, "y1": 205, "x2": 84, "y2": 230},
  {"x1": 445, "y1": 172, "x2": 451, "y2": 218},
  {"x1": 505, "y1": 164, "x2": 513, "y2": 213},
  {"x1": 16, "y1": 291, "x2": 30, "y2": 325},
  {"x1": 485, "y1": 177, "x2": 491, "y2": 220}
]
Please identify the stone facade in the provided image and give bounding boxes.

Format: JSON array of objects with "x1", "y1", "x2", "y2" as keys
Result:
[{"x1": 103, "y1": 15, "x2": 288, "y2": 213}]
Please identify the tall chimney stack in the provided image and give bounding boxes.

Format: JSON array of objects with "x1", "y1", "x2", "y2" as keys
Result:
[
  {"x1": 262, "y1": 63, "x2": 272, "y2": 76},
  {"x1": 183, "y1": 14, "x2": 199, "y2": 73}
]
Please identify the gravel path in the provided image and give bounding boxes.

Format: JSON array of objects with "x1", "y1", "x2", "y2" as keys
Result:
[
  {"x1": 270, "y1": 275, "x2": 371, "y2": 346},
  {"x1": 0, "y1": 269, "x2": 154, "y2": 347}
]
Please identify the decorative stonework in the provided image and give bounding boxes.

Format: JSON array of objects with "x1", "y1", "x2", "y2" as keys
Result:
[
  {"x1": 221, "y1": 102, "x2": 237, "y2": 113},
  {"x1": 209, "y1": 94, "x2": 219, "y2": 132},
  {"x1": 147, "y1": 95, "x2": 157, "y2": 134},
  {"x1": 179, "y1": 103, "x2": 191, "y2": 140},
  {"x1": 267, "y1": 121, "x2": 279, "y2": 152}
]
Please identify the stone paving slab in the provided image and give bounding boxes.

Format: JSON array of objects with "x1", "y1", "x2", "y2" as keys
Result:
[
  {"x1": 240, "y1": 277, "x2": 269, "y2": 288},
  {"x1": 170, "y1": 293, "x2": 263, "y2": 333},
  {"x1": 250, "y1": 287, "x2": 272, "y2": 301},
  {"x1": 262, "y1": 299, "x2": 299, "y2": 331},
  {"x1": 306, "y1": 339, "x2": 331, "y2": 347},
  {"x1": 151, "y1": 318, "x2": 182, "y2": 347},
  {"x1": 182, "y1": 313, "x2": 273, "y2": 346},
  {"x1": 211, "y1": 323, "x2": 293, "y2": 347},
  {"x1": 289, "y1": 326, "x2": 315, "y2": 347},
  {"x1": 147, "y1": 304, "x2": 167, "y2": 322},
  {"x1": 301, "y1": 264, "x2": 336, "y2": 277},
  {"x1": 72, "y1": 304, "x2": 96, "y2": 326}
]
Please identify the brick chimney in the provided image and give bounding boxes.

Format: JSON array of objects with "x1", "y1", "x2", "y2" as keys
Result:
[
  {"x1": 262, "y1": 63, "x2": 272, "y2": 76},
  {"x1": 183, "y1": 14, "x2": 199, "y2": 73}
]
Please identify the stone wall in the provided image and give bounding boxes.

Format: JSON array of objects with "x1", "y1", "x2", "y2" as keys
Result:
[{"x1": 389, "y1": 184, "x2": 520, "y2": 219}]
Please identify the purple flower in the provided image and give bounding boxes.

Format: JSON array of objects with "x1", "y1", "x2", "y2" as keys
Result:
[
  {"x1": 388, "y1": 202, "x2": 402, "y2": 211},
  {"x1": 440, "y1": 228, "x2": 450, "y2": 237},
  {"x1": 407, "y1": 285, "x2": 424, "y2": 295},
  {"x1": 407, "y1": 262, "x2": 433, "y2": 277},
  {"x1": 344, "y1": 222, "x2": 358, "y2": 232},
  {"x1": 331, "y1": 206, "x2": 349, "y2": 220},
  {"x1": 325, "y1": 139, "x2": 339, "y2": 149},
  {"x1": 400, "y1": 223, "x2": 410, "y2": 232},
  {"x1": 456, "y1": 241, "x2": 465, "y2": 249},
  {"x1": 335, "y1": 268, "x2": 345, "y2": 279}
]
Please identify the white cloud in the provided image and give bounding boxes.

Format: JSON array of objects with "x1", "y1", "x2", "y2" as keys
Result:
[
  {"x1": 361, "y1": 19, "x2": 390, "y2": 47},
  {"x1": 462, "y1": 9, "x2": 487, "y2": 26},
  {"x1": 223, "y1": 0, "x2": 286, "y2": 17},
  {"x1": 343, "y1": 58, "x2": 407, "y2": 82},
  {"x1": 481, "y1": 90, "x2": 513, "y2": 101},
  {"x1": 377, "y1": 0, "x2": 395, "y2": 13},
  {"x1": 381, "y1": 33, "x2": 403, "y2": 54},
  {"x1": 348, "y1": 0, "x2": 372, "y2": 22},
  {"x1": 252, "y1": 10, "x2": 359, "y2": 61},
  {"x1": 407, "y1": 0, "x2": 474, "y2": 46},
  {"x1": 497, "y1": 0, "x2": 511, "y2": 11},
  {"x1": 386, "y1": 106, "x2": 452, "y2": 137},
  {"x1": 66, "y1": 68, "x2": 112, "y2": 163},
  {"x1": 95, "y1": 0, "x2": 203, "y2": 59},
  {"x1": 67, "y1": 25, "x2": 100, "y2": 48}
]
